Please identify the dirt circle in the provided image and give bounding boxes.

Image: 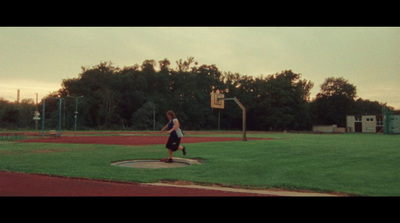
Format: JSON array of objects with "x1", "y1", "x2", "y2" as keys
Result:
[{"x1": 111, "y1": 158, "x2": 201, "y2": 169}]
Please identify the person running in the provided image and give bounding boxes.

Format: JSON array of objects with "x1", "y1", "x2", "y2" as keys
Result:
[{"x1": 160, "y1": 110, "x2": 186, "y2": 163}]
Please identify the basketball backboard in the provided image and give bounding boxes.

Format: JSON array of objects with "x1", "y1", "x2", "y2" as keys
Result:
[{"x1": 210, "y1": 91, "x2": 225, "y2": 109}]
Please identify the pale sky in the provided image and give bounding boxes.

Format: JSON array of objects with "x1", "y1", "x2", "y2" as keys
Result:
[{"x1": 1, "y1": 27, "x2": 399, "y2": 109}]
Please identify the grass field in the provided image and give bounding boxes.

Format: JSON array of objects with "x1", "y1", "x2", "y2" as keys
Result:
[{"x1": 0, "y1": 132, "x2": 399, "y2": 196}]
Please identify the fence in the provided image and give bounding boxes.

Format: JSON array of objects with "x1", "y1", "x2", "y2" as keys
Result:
[{"x1": 0, "y1": 133, "x2": 25, "y2": 140}]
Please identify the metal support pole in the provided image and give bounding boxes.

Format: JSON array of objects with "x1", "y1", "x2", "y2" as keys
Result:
[
  {"x1": 219, "y1": 97, "x2": 247, "y2": 141},
  {"x1": 47, "y1": 97, "x2": 63, "y2": 137},
  {"x1": 68, "y1": 95, "x2": 83, "y2": 131},
  {"x1": 74, "y1": 98, "x2": 78, "y2": 131},
  {"x1": 41, "y1": 99, "x2": 45, "y2": 137},
  {"x1": 218, "y1": 110, "x2": 221, "y2": 131},
  {"x1": 153, "y1": 104, "x2": 156, "y2": 132},
  {"x1": 242, "y1": 106, "x2": 247, "y2": 141},
  {"x1": 58, "y1": 98, "x2": 62, "y2": 137}
]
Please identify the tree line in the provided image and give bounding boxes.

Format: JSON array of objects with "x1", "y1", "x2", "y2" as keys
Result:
[{"x1": 0, "y1": 57, "x2": 395, "y2": 131}]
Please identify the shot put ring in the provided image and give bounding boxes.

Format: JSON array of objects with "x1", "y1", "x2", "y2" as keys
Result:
[{"x1": 111, "y1": 157, "x2": 201, "y2": 169}]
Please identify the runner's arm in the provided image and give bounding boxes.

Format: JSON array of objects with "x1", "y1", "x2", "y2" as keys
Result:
[{"x1": 160, "y1": 124, "x2": 168, "y2": 132}]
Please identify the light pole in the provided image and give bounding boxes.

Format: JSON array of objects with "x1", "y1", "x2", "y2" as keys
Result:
[{"x1": 67, "y1": 95, "x2": 84, "y2": 131}]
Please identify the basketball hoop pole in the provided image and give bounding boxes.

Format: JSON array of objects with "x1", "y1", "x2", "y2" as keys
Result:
[{"x1": 219, "y1": 97, "x2": 247, "y2": 141}]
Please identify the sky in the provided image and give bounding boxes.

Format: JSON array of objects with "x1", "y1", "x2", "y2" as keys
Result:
[{"x1": 1, "y1": 27, "x2": 399, "y2": 109}]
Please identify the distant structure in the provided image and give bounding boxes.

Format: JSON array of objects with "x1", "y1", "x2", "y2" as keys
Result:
[
  {"x1": 346, "y1": 115, "x2": 400, "y2": 134},
  {"x1": 312, "y1": 125, "x2": 345, "y2": 133},
  {"x1": 346, "y1": 115, "x2": 384, "y2": 133},
  {"x1": 17, "y1": 89, "x2": 20, "y2": 103}
]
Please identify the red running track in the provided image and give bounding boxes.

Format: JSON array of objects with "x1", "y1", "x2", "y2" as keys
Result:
[
  {"x1": 0, "y1": 171, "x2": 271, "y2": 196},
  {"x1": 19, "y1": 135, "x2": 271, "y2": 146}
]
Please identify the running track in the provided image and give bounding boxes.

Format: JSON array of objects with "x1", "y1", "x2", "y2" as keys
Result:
[
  {"x1": 0, "y1": 171, "x2": 272, "y2": 196},
  {"x1": 19, "y1": 135, "x2": 271, "y2": 146}
]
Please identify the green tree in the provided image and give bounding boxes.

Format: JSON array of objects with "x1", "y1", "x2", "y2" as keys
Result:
[
  {"x1": 131, "y1": 101, "x2": 156, "y2": 130},
  {"x1": 262, "y1": 70, "x2": 313, "y2": 131},
  {"x1": 312, "y1": 77, "x2": 357, "y2": 127},
  {"x1": 319, "y1": 77, "x2": 357, "y2": 98},
  {"x1": 353, "y1": 98, "x2": 384, "y2": 115}
]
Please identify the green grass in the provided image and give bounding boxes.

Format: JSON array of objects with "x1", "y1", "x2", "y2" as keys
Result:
[{"x1": 0, "y1": 133, "x2": 399, "y2": 196}]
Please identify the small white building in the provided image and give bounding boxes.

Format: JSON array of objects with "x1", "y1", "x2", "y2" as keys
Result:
[
  {"x1": 312, "y1": 125, "x2": 346, "y2": 133},
  {"x1": 346, "y1": 115, "x2": 384, "y2": 133}
]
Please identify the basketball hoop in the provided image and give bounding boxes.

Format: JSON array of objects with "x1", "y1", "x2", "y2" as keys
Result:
[
  {"x1": 210, "y1": 90, "x2": 247, "y2": 141},
  {"x1": 210, "y1": 90, "x2": 225, "y2": 109}
]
